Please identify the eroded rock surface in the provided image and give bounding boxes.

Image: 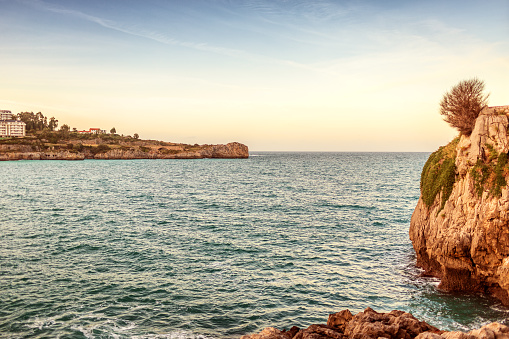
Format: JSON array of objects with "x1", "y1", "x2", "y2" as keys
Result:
[
  {"x1": 410, "y1": 106, "x2": 509, "y2": 304},
  {"x1": 241, "y1": 308, "x2": 508, "y2": 339},
  {"x1": 0, "y1": 141, "x2": 248, "y2": 160}
]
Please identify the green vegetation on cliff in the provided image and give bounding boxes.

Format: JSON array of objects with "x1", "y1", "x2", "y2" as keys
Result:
[
  {"x1": 0, "y1": 111, "x2": 248, "y2": 160},
  {"x1": 420, "y1": 137, "x2": 459, "y2": 210},
  {"x1": 471, "y1": 144, "x2": 508, "y2": 198},
  {"x1": 15, "y1": 111, "x2": 59, "y2": 132}
]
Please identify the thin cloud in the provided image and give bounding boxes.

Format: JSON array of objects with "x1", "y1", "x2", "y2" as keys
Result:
[{"x1": 19, "y1": 0, "x2": 311, "y2": 70}]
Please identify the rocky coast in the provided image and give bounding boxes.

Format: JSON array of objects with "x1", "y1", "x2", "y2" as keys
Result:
[
  {"x1": 241, "y1": 308, "x2": 509, "y2": 339},
  {"x1": 0, "y1": 139, "x2": 249, "y2": 160},
  {"x1": 243, "y1": 106, "x2": 509, "y2": 339},
  {"x1": 410, "y1": 106, "x2": 509, "y2": 305}
]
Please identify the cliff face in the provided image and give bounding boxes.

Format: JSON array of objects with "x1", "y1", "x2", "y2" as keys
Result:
[
  {"x1": 0, "y1": 142, "x2": 248, "y2": 160},
  {"x1": 410, "y1": 106, "x2": 509, "y2": 305}
]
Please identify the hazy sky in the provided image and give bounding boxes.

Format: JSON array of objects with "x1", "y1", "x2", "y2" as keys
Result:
[{"x1": 1, "y1": 0, "x2": 508, "y2": 151}]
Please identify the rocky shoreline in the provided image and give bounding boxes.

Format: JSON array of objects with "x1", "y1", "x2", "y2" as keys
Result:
[
  {"x1": 0, "y1": 141, "x2": 249, "y2": 160},
  {"x1": 410, "y1": 106, "x2": 509, "y2": 306},
  {"x1": 241, "y1": 308, "x2": 509, "y2": 339},
  {"x1": 243, "y1": 107, "x2": 509, "y2": 338}
]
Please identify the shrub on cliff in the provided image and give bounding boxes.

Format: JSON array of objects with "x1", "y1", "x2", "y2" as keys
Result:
[
  {"x1": 440, "y1": 78, "x2": 489, "y2": 135},
  {"x1": 421, "y1": 137, "x2": 459, "y2": 210},
  {"x1": 471, "y1": 144, "x2": 508, "y2": 198},
  {"x1": 87, "y1": 144, "x2": 110, "y2": 155}
]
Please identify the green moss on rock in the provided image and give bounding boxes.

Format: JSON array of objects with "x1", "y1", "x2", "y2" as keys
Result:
[
  {"x1": 471, "y1": 147, "x2": 508, "y2": 198},
  {"x1": 421, "y1": 137, "x2": 459, "y2": 210}
]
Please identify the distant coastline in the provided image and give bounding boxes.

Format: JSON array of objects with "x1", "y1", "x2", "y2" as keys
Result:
[
  {"x1": 0, "y1": 137, "x2": 249, "y2": 160},
  {"x1": 0, "y1": 110, "x2": 248, "y2": 160}
]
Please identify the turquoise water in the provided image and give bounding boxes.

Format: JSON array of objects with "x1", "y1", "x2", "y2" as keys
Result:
[{"x1": 1, "y1": 152, "x2": 508, "y2": 338}]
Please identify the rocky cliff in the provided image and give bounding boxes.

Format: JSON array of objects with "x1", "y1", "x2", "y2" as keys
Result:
[
  {"x1": 0, "y1": 141, "x2": 249, "y2": 160},
  {"x1": 410, "y1": 105, "x2": 509, "y2": 305},
  {"x1": 240, "y1": 308, "x2": 509, "y2": 339}
]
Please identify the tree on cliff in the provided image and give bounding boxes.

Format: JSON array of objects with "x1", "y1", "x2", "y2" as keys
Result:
[
  {"x1": 48, "y1": 117, "x2": 58, "y2": 131},
  {"x1": 59, "y1": 124, "x2": 70, "y2": 139},
  {"x1": 16, "y1": 112, "x2": 48, "y2": 132},
  {"x1": 440, "y1": 78, "x2": 489, "y2": 135}
]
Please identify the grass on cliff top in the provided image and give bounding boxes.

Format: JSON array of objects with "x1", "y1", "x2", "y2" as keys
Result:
[
  {"x1": 0, "y1": 131, "x2": 184, "y2": 147},
  {"x1": 421, "y1": 137, "x2": 459, "y2": 210}
]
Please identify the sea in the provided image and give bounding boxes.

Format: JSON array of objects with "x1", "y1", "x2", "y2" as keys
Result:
[{"x1": 1, "y1": 152, "x2": 508, "y2": 338}]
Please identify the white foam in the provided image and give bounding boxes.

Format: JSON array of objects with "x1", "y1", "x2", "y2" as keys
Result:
[
  {"x1": 71, "y1": 318, "x2": 138, "y2": 339},
  {"x1": 27, "y1": 317, "x2": 59, "y2": 330},
  {"x1": 71, "y1": 325, "x2": 94, "y2": 339},
  {"x1": 490, "y1": 304, "x2": 509, "y2": 313},
  {"x1": 131, "y1": 331, "x2": 216, "y2": 339}
]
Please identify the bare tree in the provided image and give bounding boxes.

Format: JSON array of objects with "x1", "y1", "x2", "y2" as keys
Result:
[{"x1": 440, "y1": 78, "x2": 489, "y2": 135}]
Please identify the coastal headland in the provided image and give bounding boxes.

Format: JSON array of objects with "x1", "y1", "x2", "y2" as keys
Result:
[
  {"x1": 242, "y1": 106, "x2": 509, "y2": 339},
  {"x1": 410, "y1": 105, "x2": 509, "y2": 305},
  {"x1": 0, "y1": 110, "x2": 248, "y2": 160},
  {"x1": 0, "y1": 137, "x2": 249, "y2": 160}
]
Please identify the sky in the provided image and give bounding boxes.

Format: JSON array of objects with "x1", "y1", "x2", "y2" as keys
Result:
[{"x1": 0, "y1": 0, "x2": 508, "y2": 151}]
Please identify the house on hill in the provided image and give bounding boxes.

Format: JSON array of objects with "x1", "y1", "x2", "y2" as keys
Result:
[
  {"x1": 78, "y1": 128, "x2": 106, "y2": 134},
  {"x1": 0, "y1": 110, "x2": 26, "y2": 137}
]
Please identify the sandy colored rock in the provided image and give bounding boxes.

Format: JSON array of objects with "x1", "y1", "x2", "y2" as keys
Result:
[
  {"x1": 0, "y1": 141, "x2": 248, "y2": 160},
  {"x1": 241, "y1": 308, "x2": 509, "y2": 339},
  {"x1": 416, "y1": 323, "x2": 509, "y2": 339},
  {"x1": 241, "y1": 308, "x2": 439, "y2": 339},
  {"x1": 240, "y1": 327, "x2": 292, "y2": 339},
  {"x1": 293, "y1": 324, "x2": 344, "y2": 339},
  {"x1": 328, "y1": 309, "x2": 353, "y2": 332},
  {"x1": 410, "y1": 106, "x2": 509, "y2": 305},
  {"x1": 344, "y1": 308, "x2": 439, "y2": 339}
]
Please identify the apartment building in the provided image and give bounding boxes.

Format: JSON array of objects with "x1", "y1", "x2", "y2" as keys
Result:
[{"x1": 0, "y1": 110, "x2": 26, "y2": 137}]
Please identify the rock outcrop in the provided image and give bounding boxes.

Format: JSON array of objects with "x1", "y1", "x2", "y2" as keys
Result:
[
  {"x1": 240, "y1": 308, "x2": 509, "y2": 339},
  {"x1": 410, "y1": 105, "x2": 509, "y2": 304},
  {"x1": 0, "y1": 148, "x2": 85, "y2": 160},
  {"x1": 0, "y1": 141, "x2": 249, "y2": 160}
]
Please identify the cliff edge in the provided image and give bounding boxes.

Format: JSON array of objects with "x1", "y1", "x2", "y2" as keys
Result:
[
  {"x1": 410, "y1": 105, "x2": 509, "y2": 305},
  {"x1": 0, "y1": 141, "x2": 249, "y2": 160}
]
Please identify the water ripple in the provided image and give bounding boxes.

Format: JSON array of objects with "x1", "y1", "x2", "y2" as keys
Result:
[{"x1": 0, "y1": 153, "x2": 508, "y2": 338}]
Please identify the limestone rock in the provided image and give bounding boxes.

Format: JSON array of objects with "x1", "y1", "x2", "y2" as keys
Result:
[
  {"x1": 293, "y1": 324, "x2": 344, "y2": 339},
  {"x1": 241, "y1": 309, "x2": 508, "y2": 339},
  {"x1": 328, "y1": 309, "x2": 353, "y2": 332},
  {"x1": 0, "y1": 150, "x2": 85, "y2": 160},
  {"x1": 240, "y1": 327, "x2": 295, "y2": 339},
  {"x1": 209, "y1": 142, "x2": 249, "y2": 158},
  {"x1": 410, "y1": 105, "x2": 509, "y2": 304},
  {"x1": 415, "y1": 323, "x2": 509, "y2": 339},
  {"x1": 0, "y1": 141, "x2": 249, "y2": 160},
  {"x1": 92, "y1": 142, "x2": 248, "y2": 159},
  {"x1": 241, "y1": 308, "x2": 439, "y2": 339},
  {"x1": 344, "y1": 308, "x2": 439, "y2": 339}
]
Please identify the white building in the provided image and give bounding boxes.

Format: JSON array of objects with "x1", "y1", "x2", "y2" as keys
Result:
[
  {"x1": 78, "y1": 127, "x2": 106, "y2": 134},
  {"x1": 0, "y1": 110, "x2": 26, "y2": 137},
  {"x1": 0, "y1": 110, "x2": 13, "y2": 121}
]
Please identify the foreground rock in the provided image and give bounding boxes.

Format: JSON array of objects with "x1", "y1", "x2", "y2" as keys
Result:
[
  {"x1": 410, "y1": 106, "x2": 509, "y2": 305},
  {"x1": 0, "y1": 141, "x2": 248, "y2": 160},
  {"x1": 240, "y1": 308, "x2": 509, "y2": 339}
]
